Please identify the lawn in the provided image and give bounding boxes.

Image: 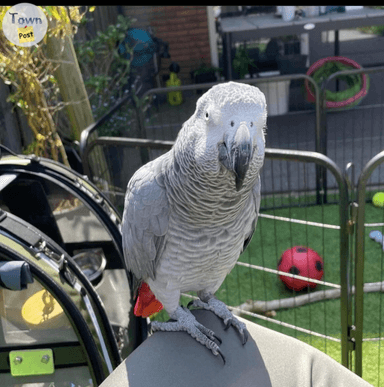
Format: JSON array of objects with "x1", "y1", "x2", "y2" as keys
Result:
[{"x1": 151, "y1": 195, "x2": 384, "y2": 385}]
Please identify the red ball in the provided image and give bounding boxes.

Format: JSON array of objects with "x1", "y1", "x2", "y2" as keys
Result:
[{"x1": 278, "y1": 246, "x2": 324, "y2": 291}]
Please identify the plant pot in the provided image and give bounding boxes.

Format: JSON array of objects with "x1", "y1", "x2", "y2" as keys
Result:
[
  {"x1": 257, "y1": 71, "x2": 290, "y2": 116},
  {"x1": 192, "y1": 72, "x2": 217, "y2": 94},
  {"x1": 278, "y1": 55, "x2": 308, "y2": 75},
  {"x1": 194, "y1": 73, "x2": 217, "y2": 84},
  {"x1": 284, "y1": 41, "x2": 301, "y2": 55}
]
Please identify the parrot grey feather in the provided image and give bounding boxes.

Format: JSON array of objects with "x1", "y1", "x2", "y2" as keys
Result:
[
  {"x1": 122, "y1": 81, "x2": 267, "y2": 359},
  {"x1": 122, "y1": 152, "x2": 170, "y2": 283},
  {"x1": 242, "y1": 175, "x2": 261, "y2": 253}
]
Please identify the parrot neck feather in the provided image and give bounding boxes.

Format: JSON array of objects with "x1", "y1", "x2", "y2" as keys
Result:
[{"x1": 163, "y1": 141, "x2": 260, "y2": 226}]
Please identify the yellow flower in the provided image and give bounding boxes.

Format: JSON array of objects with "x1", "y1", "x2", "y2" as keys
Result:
[{"x1": 36, "y1": 133, "x2": 45, "y2": 142}]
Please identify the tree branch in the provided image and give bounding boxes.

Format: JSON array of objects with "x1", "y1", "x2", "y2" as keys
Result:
[{"x1": 232, "y1": 282, "x2": 384, "y2": 315}]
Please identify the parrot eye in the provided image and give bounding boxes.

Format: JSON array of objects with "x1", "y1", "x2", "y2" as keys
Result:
[
  {"x1": 230, "y1": 121, "x2": 234, "y2": 127},
  {"x1": 205, "y1": 112, "x2": 209, "y2": 120}
]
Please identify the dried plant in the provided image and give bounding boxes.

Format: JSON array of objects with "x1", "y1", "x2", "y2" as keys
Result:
[{"x1": 0, "y1": 6, "x2": 91, "y2": 165}]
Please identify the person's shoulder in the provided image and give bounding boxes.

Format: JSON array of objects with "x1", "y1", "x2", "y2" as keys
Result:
[
  {"x1": 240, "y1": 316, "x2": 373, "y2": 387},
  {"x1": 100, "y1": 310, "x2": 372, "y2": 387}
]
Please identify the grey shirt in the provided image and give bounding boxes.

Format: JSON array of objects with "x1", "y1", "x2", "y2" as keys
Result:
[{"x1": 100, "y1": 309, "x2": 372, "y2": 387}]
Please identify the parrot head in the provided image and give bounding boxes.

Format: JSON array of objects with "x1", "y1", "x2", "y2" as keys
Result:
[{"x1": 192, "y1": 81, "x2": 267, "y2": 191}]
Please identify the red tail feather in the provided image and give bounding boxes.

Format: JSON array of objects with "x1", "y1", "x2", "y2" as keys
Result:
[{"x1": 134, "y1": 282, "x2": 163, "y2": 317}]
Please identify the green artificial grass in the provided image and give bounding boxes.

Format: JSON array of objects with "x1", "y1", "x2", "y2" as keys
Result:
[
  {"x1": 361, "y1": 340, "x2": 384, "y2": 387},
  {"x1": 151, "y1": 194, "x2": 384, "y2": 385}
]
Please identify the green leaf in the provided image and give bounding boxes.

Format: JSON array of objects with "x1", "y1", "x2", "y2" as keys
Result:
[{"x1": 44, "y1": 6, "x2": 53, "y2": 16}]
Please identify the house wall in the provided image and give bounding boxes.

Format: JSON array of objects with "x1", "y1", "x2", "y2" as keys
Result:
[{"x1": 123, "y1": 6, "x2": 212, "y2": 85}]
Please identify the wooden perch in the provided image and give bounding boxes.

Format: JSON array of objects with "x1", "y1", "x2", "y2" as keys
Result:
[{"x1": 232, "y1": 282, "x2": 384, "y2": 315}]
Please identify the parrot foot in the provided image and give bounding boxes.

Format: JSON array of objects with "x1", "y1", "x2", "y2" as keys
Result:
[
  {"x1": 188, "y1": 298, "x2": 249, "y2": 345},
  {"x1": 150, "y1": 306, "x2": 225, "y2": 363}
]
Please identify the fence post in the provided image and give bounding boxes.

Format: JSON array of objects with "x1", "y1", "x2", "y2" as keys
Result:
[
  {"x1": 314, "y1": 80, "x2": 327, "y2": 205},
  {"x1": 45, "y1": 20, "x2": 94, "y2": 142},
  {"x1": 224, "y1": 32, "x2": 233, "y2": 81},
  {"x1": 354, "y1": 168, "x2": 367, "y2": 377},
  {"x1": 354, "y1": 150, "x2": 384, "y2": 376},
  {"x1": 322, "y1": 87, "x2": 328, "y2": 205}
]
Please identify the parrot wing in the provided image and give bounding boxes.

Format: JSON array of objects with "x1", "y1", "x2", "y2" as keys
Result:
[
  {"x1": 242, "y1": 175, "x2": 261, "y2": 253},
  {"x1": 122, "y1": 154, "x2": 170, "y2": 289}
]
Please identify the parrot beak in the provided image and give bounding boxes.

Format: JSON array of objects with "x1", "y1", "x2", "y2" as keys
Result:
[{"x1": 232, "y1": 123, "x2": 252, "y2": 191}]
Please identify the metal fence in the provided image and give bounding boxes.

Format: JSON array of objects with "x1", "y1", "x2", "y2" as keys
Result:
[
  {"x1": 82, "y1": 137, "x2": 174, "y2": 212},
  {"x1": 80, "y1": 67, "x2": 384, "y2": 384},
  {"x1": 320, "y1": 67, "x2": 384, "y2": 383},
  {"x1": 237, "y1": 148, "x2": 352, "y2": 368},
  {"x1": 138, "y1": 74, "x2": 321, "y2": 149},
  {"x1": 320, "y1": 66, "x2": 384, "y2": 199},
  {"x1": 355, "y1": 150, "x2": 384, "y2": 383},
  {"x1": 81, "y1": 66, "x2": 384, "y2": 206}
]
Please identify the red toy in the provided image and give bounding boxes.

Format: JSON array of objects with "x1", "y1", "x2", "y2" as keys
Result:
[{"x1": 278, "y1": 246, "x2": 324, "y2": 291}]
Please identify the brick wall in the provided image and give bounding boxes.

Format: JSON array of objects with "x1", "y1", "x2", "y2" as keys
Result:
[{"x1": 123, "y1": 6, "x2": 212, "y2": 85}]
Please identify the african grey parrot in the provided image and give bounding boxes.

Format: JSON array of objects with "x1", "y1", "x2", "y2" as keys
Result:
[{"x1": 122, "y1": 81, "x2": 267, "y2": 361}]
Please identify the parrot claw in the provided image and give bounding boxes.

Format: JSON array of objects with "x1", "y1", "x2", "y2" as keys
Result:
[
  {"x1": 224, "y1": 317, "x2": 248, "y2": 344},
  {"x1": 213, "y1": 332, "x2": 222, "y2": 344},
  {"x1": 191, "y1": 297, "x2": 249, "y2": 346},
  {"x1": 241, "y1": 327, "x2": 249, "y2": 345},
  {"x1": 181, "y1": 306, "x2": 222, "y2": 344},
  {"x1": 186, "y1": 302, "x2": 223, "y2": 344},
  {"x1": 151, "y1": 306, "x2": 225, "y2": 363},
  {"x1": 215, "y1": 347, "x2": 226, "y2": 364}
]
